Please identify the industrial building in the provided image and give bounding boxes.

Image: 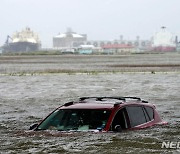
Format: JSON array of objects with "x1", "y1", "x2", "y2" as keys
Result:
[
  {"x1": 102, "y1": 44, "x2": 135, "y2": 54},
  {"x1": 53, "y1": 28, "x2": 87, "y2": 48},
  {"x1": 52, "y1": 29, "x2": 151, "y2": 54},
  {"x1": 84, "y1": 38, "x2": 151, "y2": 51}
]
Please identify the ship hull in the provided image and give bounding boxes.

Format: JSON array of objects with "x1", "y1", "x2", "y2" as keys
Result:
[
  {"x1": 152, "y1": 46, "x2": 176, "y2": 52},
  {"x1": 2, "y1": 42, "x2": 40, "y2": 53}
]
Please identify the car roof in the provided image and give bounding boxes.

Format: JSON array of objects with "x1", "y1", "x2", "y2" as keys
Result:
[{"x1": 60, "y1": 97, "x2": 153, "y2": 110}]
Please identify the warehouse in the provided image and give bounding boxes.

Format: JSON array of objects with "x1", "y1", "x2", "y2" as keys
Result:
[{"x1": 53, "y1": 28, "x2": 87, "y2": 48}]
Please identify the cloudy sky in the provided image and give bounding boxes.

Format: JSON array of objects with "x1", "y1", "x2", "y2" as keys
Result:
[{"x1": 0, "y1": 0, "x2": 180, "y2": 47}]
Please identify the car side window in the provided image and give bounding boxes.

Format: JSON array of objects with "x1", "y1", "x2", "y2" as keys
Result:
[
  {"x1": 144, "y1": 106, "x2": 154, "y2": 120},
  {"x1": 126, "y1": 106, "x2": 146, "y2": 127},
  {"x1": 142, "y1": 107, "x2": 150, "y2": 122},
  {"x1": 111, "y1": 108, "x2": 129, "y2": 131}
]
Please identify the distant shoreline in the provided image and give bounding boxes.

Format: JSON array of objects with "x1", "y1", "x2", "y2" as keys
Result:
[{"x1": 0, "y1": 53, "x2": 179, "y2": 74}]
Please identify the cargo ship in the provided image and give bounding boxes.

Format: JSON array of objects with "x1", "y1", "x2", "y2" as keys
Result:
[
  {"x1": 2, "y1": 27, "x2": 41, "y2": 52},
  {"x1": 152, "y1": 27, "x2": 176, "y2": 52}
]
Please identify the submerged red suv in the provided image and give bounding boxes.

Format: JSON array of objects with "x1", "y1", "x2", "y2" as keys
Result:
[{"x1": 30, "y1": 97, "x2": 167, "y2": 132}]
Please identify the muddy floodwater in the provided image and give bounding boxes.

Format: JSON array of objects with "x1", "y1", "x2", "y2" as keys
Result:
[{"x1": 0, "y1": 53, "x2": 180, "y2": 153}]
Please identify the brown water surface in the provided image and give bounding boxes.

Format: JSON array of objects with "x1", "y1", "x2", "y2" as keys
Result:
[{"x1": 0, "y1": 54, "x2": 179, "y2": 153}]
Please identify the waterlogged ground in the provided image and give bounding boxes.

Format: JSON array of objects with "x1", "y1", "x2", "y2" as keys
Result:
[
  {"x1": 0, "y1": 53, "x2": 180, "y2": 74},
  {"x1": 0, "y1": 54, "x2": 180, "y2": 153}
]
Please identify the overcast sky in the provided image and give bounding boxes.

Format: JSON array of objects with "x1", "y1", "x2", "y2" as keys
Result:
[{"x1": 0, "y1": 0, "x2": 180, "y2": 47}]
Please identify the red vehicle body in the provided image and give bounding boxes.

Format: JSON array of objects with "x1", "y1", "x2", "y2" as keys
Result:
[{"x1": 30, "y1": 97, "x2": 167, "y2": 132}]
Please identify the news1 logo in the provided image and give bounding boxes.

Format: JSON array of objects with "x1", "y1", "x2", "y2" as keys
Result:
[{"x1": 161, "y1": 141, "x2": 180, "y2": 149}]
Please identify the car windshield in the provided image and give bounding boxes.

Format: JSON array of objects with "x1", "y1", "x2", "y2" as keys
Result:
[{"x1": 37, "y1": 109, "x2": 111, "y2": 131}]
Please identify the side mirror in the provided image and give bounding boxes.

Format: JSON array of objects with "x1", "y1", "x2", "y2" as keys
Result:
[
  {"x1": 29, "y1": 123, "x2": 38, "y2": 130},
  {"x1": 114, "y1": 125, "x2": 122, "y2": 132}
]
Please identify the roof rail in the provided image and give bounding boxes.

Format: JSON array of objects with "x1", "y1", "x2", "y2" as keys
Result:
[
  {"x1": 123, "y1": 97, "x2": 141, "y2": 101},
  {"x1": 79, "y1": 97, "x2": 148, "y2": 103},
  {"x1": 142, "y1": 100, "x2": 148, "y2": 103},
  {"x1": 64, "y1": 101, "x2": 74, "y2": 107},
  {"x1": 79, "y1": 97, "x2": 126, "y2": 101}
]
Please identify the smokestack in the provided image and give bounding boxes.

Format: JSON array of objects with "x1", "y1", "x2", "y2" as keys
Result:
[
  {"x1": 120, "y1": 35, "x2": 123, "y2": 42},
  {"x1": 67, "y1": 27, "x2": 72, "y2": 34},
  {"x1": 136, "y1": 36, "x2": 140, "y2": 41},
  {"x1": 175, "y1": 36, "x2": 178, "y2": 45}
]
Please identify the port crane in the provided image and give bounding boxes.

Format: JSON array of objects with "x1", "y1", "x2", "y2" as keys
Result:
[{"x1": 5, "y1": 35, "x2": 12, "y2": 45}]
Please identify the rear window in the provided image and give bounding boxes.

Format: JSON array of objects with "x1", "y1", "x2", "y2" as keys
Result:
[
  {"x1": 126, "y1": 106, "x2": 146, "y2": 127},
  {"x1": 144, "y1": 106, "x2": 154, "y2": 120}
]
